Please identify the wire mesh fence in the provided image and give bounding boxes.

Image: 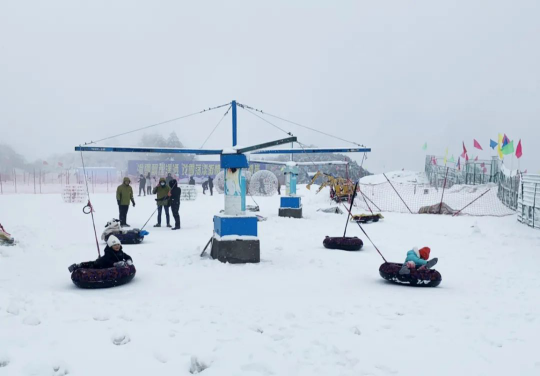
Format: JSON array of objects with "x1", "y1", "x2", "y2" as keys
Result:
[{"x1": 356, "y1": 174, "x2": 514, "y2": 217}]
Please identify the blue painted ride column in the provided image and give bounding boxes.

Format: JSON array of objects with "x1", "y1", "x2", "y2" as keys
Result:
[
  {"x1": 210, "y1": 102, "x2": 260, "y2": 263},
  {"x1": 279, "y1": 162, "x2": 302, "y2": 218}
]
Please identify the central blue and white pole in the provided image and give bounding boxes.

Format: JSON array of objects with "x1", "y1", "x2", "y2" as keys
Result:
[
  {"x1": 212, "y1": 100, "x2": 260, "y2": 263},
  {"x1": 232, "y1": 100, "x2": 237, "y2": 147}
]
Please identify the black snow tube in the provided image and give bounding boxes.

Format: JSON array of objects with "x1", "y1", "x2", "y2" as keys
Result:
[
  {"x1": 351, "y1": 214, "x2": 383, "y2": 224},
  {"x1": 379, "y1": 262, "x2": 441, "y2": 287},
  {"x1": 71, "y1": 262, "x2": 136, "y2": 289},
  {"x1": 104, "y1": 230, "x2": 146, "y2": 244},
  {"x1": 323, "y1": 236, "x2": 363, "y2": 251}
]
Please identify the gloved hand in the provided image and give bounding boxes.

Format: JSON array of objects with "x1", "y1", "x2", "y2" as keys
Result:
[
  {"x1": 117, "y1": 200, "x2": 120, "y2": 206},
  {"x1": 126, "y1": 259, "x2": 133, "y2": 266},
  {"x1": 114, "y1": 261, "x2": 127, "y2": 267},
  {"x1": 132, "y1": 201, "x2": 136, "y2": 207}
]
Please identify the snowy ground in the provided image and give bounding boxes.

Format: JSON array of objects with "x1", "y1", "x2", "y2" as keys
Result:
[{"x1": 1, "y1": 185, "x2": 540, "y2": 375}]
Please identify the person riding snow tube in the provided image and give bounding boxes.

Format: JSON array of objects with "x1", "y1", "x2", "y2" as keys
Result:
[
  {"x1": 379, "y1": 247, "x2": 441, "y2": 287},
  {"x1": 323, "y1": 236, "x2": 363, "y2": 251},
  {"x1": 379, "y1": 262, "x2": 442, "y2": 287},
  {"x1": 68, "y1": 235, "x2": 136, "y2": 289},
  {"x1": 101, "y1": 218, "x2": 148, "y2": 244},
  {"x1": 0, "y1": 223, "x2": 15, "y2": 245},
  {"x1": 399, "y1": 247, "x2": 438, "y2": 275}
]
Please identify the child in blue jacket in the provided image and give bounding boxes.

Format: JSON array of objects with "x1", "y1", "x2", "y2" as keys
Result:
[{"x1": 399, "y1": 247, "x2": 438, "y2": 275}]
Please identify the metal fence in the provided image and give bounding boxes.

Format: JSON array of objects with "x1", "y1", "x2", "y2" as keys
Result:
[
  {"x1": 425, "y1": 155, "x2": 500, "y2": 188},
  {"x1": 497, "y1": 171, "x2": 520, "y2": 210},
  {"x1": 518, "y1": 174, "x2": 540, "y2": 229}
]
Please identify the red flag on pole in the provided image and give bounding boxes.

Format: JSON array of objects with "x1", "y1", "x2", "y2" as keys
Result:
[
  {"x1": 43, "y1": 161, "x2": 48, "y2": 165},
  {"x1": 474, "y1": 156, "x2": 478, "y2": 161},
  {"x1": 516, "y1": 140, "x2": 523, "y2": 159},
  {"x1": 58, "y1": 162, "x2": 64, "y2": 167},
  {"x1": 466, "y1": 153, "x2": 469, "y2": 162},
  {"x1": 473, "y1": 139, "x2": 483, "y2": 150},
  {"x1": 461, "y1": 142, "x2": 467, "y2": 158}
]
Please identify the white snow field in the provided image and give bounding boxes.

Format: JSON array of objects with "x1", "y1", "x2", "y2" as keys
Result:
[{"x1": 1, "y1": 185, "x2": 540, "y2": 376}]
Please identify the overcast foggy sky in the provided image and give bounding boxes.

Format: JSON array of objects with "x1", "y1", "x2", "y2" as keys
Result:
[{"x1": 1, "y1": 0, "x2": 539, "y2": 173}]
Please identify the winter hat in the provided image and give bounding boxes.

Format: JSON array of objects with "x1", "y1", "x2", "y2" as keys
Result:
[
  {"x1": 419, "y1": 247, "x2": 431, "y2": 260},
  {"x1": 107, "y1": 235, "x2": 121, "y2": 247},
  {"x1": 123, "y1": 177, "x2": 131, "y2": 184},
  {"x1": 169, "y1": 179, "x2": 177, "y2": 188}
]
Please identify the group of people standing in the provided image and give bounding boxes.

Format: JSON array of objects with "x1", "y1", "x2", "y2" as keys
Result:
[
  {"x1": 116, "y1": 173, "x2": 181, "y2": 230},
  {"x1": 152, "y1": 177, "x2": 181, "y2": 230},
  {"x1": 137, "y1": 172, "x2": 176, "y2": 196}
]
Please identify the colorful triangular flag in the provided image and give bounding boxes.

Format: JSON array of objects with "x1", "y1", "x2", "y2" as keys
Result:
[
  {"x1": 516, "y1": 140, "x2": 523, "y2": 159},
  {"x1": 422, "y1": 142, "x2": 427, "y2": 151},
  {"x1": 497, "y1": 134, "x2": 504, "y2": 159},
  {"x1": 449, "y1": 155, "x2": 455, "y2": 163},
  {"x1": 444, "y1": 148, "x2": 448, "y2": 164},
  {"x1": 474, "y1": 156, "x2": 478, "y2": 161},
  {"x1": 503, "y1": 134, "x2": 510, "y2": 147},
  {"x1": 466, "y1": 153, "x2": 469, "y2": 162},
  {"x1": 457, "y1": 157, "x2": 461, "y2": 170},
  {"x1": 473, "y1": 139, "x2": 483, "y2": 150},
  {"x1": 461, "y1": 142, "x2": 468, "y2": 158},
  {"x1": 489, "y1": 139, "x2": 498, "y2": 149}
]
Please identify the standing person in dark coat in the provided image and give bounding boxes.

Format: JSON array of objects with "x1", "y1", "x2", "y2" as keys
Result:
[
  {"x1": 208, "y1": 176, "x2": 214, "y2": 196},
  {"x1": 153, "y1": 177, "x2": 171, "y2": 227},
  {"x1": 202, "y1": 180, "x2": 208, "y2": 194},
  {"x1": 138, "y1": 174, "x2": 146, "y2": 196},
  {"x1": 165, "y1": 173, "x2": 173, "y2": 185},
  {"x1": 146, "y1": 172, "x2": 152, "y2": 195},
  {"x1": 189, "y1": 176, "x2": 195, "y2": 185},
  {"x1": 277, "y1": 172, "x2": 285, "y2": 195},
  {"x1": 168, "y1": 179, "x2": 181, "y2": 230},
  {"x1": 116, "y1": 177, "x2": 135, "y2": 227}
]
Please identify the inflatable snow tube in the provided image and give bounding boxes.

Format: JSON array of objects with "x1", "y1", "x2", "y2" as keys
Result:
[
  {"x1": 351, "y1": 214, "x2": 383, "y2": 224},
  {"x1": 379, "y1": 262, "x2": 441, "y2": 287},
  {"x1": 323, "y1": 236, "x2": 363, "y2": 251},
  {"x1": 71, "y1": 262, "x2": 136, "y2": 289},
  {"x1": 104, "y1": 230, "x2": 147, "y2": 244}
]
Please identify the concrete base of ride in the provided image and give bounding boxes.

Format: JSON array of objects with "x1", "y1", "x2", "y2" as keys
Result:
[
  {"x1": 211, "y1": 238, "x2": 261, "y2": 264},
  {"x1": 278, "y1": 207, "x2": 303, "y2": 219}
]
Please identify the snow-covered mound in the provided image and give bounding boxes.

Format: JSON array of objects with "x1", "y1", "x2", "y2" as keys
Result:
[
  {"x1": 360, "y1": 170, "x2": 429, "y2": 185},
  {"x1": 0, "y1": 186, "x2": 539, "y2": 375}
]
